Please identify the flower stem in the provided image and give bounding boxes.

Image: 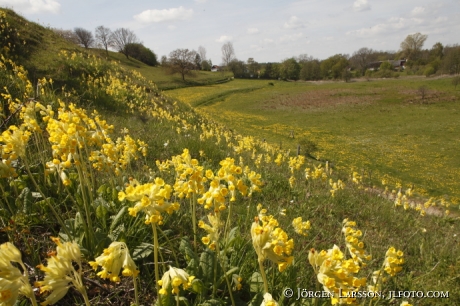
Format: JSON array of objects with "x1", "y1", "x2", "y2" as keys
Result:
[
  {"x1": 152, "y1": 223, "x2": 161, "y2": 297},
  {"x1": 133, "y1": 275, "x2": 139, "y2": 306},
  {"x1": 258, "y1": 259, "x2": 269, "y2": 294}
]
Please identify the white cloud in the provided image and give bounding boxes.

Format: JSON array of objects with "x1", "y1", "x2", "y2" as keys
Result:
[
  {"x1": 280, "y1": 32, "x2": 303, "y2": 42},
  {"x1": 134, "y1": 6, "x2": 193, "y2": 23},
  {"x1": 353, "y1": 0, "x2": 370, "y2": 12},
  {"x1": 346, "y1": 16, "x2": 426, "y2": 37},
  {"x1": 247, "y1": 27, "x2": 259, "y2": 34},
  {"x1": 263, "y1": 38, "x2": 274, "y2": 43},
  {"x1": 411, "y1": 6, "x2": 426, "y2": 16},
  {"x1": 216, "y1": 35, "x2": 233, "y2": 43},
  {"x1": 0, "y1": 0, "x2": 60, "y2": 14},
  {"x1": 195, "y1": 0, "x2": 208, "y2": 3},
  {"x1": 284, "y1": 16, "x2": 303, "y2": 29}
]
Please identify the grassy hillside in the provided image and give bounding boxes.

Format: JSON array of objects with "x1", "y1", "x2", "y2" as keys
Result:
[
  {"x1": 168, "y1": 78, "x2": 460, "y2": 202},
  {"x1": 1, "y1": 8, "x2": 459, "y2": 306}
]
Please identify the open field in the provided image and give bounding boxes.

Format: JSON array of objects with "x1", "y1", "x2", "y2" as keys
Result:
[
  {"x1": 2, "y1": 8, "x2": 460, "y2": 306},
  {"x1": 167, "y1": 77, "x2": 460, "y2": 202}
]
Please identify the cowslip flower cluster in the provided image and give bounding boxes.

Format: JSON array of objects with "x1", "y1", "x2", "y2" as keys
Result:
[
  {"x1": 330, "y1": 179, "x2": 345, "y2": 197},
  {"x1": 89, "y1": 241, "x2": 139, "y2": 282},
  {"x1": 251, "y1": 205, "x2": 294, "y2": 272},
  {"x1": 36, "y1": 237, "x2": 87, "y2": 306},
  {"x1": 0, "y1": 125, "x2": 31, "y2": 178},
  {"x1": 308, "y1": 245, "x2": 366, "y2": 305},
  {"x1": 292, "y1": 217, "x2": 311, "y2": 236},
  {"x1": 342, "y1": 219, "x2": 371, "y2": 265},
  {"x1": 158, "y1": 266, "x2": 195, "y2": 296},
  {"x1": 0, "y1": 242, "x2": 36, "y2": 305},
  {"x1": 119, "y1": 177, "x2": 180, "y2": 225},
  {"x1": 198, "y1": 213, "x2": 222, "y2": 251},
  {"x1": 383, "y1": 247, "x2": 404, "y2": 276}
]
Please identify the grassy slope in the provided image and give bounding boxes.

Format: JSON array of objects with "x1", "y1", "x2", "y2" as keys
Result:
[
  {"x1": 2, "y1": 8, "x2": 460, "y2": 306},
  {"x1": 168, "y1": 78, "x2": 460, "y2": 201}
]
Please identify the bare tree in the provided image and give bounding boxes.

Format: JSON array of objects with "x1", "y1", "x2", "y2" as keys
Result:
[
  {"x1": 400, "y1": 32, "x2": 427, "y2": 60},
  {"x1": 221, "y1": 42, "x2": 236, "y2": 66},
  {"x1": 74, "y1": 27, "x2": 94, "y2": 49},
  {"x1": 95, "y1": 26, "x2": 113, "y2": 55},
  {"x1": 168, "y1": 49, "x2": 197, "y2": 81},
  {"x1": 110, "y1": 28, "x2": 140, "y2": 59},
  {"x1": 53, "y1": 28, "x2": 79, "y2": 45},
  {"x1": 350, "y1": 47, "x2": 374, "y2": 76},
  {"x1": 198, "y1": 45, "x2": 207, "y2": 62}
]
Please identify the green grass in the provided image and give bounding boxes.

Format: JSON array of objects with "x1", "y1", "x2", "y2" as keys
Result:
[
  {"x1": 167, "y1": 78, "x2": 460, "y2": 202},
  {"x1": 2, "y1": 7, "x2": 460, "y2": 306}
]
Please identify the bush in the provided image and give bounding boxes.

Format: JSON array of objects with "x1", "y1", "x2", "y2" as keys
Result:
[{"x1": 424, "y1": 66, "x2": 435, "y2": 77}]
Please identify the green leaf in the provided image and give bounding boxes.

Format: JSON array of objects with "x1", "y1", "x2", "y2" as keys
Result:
[
  {"x1": 132, "y1": 242, "x2": 153, "y2": 260},
  {"x1": 110, "y1": 206, "x2": 127, "y2": 232},
  {"x1": 198, "y1": 299, "x2": 224, "y2": 306},
  {"x1": 191, "y1": 278, "x2": 205, "y2": 294},
  {"x1": 199, "y1": 249, "x2": 216, "y2": 283},
  {"x1": 249, "y1": 272, "x2": 263, "y2": 293}
]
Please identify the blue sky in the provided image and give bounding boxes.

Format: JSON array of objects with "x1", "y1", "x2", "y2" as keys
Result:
[{"x1": 2, "y1": 0, "x2": 459, "y2": 64}]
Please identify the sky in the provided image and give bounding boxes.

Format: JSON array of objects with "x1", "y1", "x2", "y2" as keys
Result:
[{"x1": 2, "y1": 0, "x2": 460, "y2": 64}]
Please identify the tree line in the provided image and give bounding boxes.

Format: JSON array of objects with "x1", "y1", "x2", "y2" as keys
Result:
[
  {"x1": 53, "y1": 26, "x2": 158, "y2": 66},
  {"x1": 54, "y1": 27, "x2": 460, "y2": 82}
]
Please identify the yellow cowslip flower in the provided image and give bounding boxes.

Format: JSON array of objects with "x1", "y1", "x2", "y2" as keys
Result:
[
  {"x1": 119, "y1": 177, "x2": 180, "y2": 225},
  {"x1": 292, "y1": 217, "x2": 311, "y2": 236},
  {"x1": 309, "y1": 245, "x2": 366, "y2": 305},
  {"x1": 251, "y1": 207, "x2": 294, "y2": 272},
  {"x1": 342, "y1": 219, "x2": 371, "y2": 265},
  {"x1": 232, "y1": 274, "x2": 243, "y2": 291},
  {"x1": 198, "y1": 214, "x2": 222, "y2": 251},
  {"x1": 89, "y1": 241, "x2": 139, "y2": 282},
  {"x1": 0, "y1": 242, "x2": 35, "y2": 304},
  {"x1": 383, "y1": 247, "x2": 404, "y2": 276},
  {"x1": 197, "y1": 177, "x2": 229, "y2": 211},
  {"x1": 261, "y1": 292, "x2": 278, "y2": 306},
  {"x1": 36, "y1": 237, "x2": 86, "y2": 306},
  {"x1": 400, "y1": 302, "x2": 412, "y2": 306},
  {"x1": 158, "y1": 266, "x2": 195, "y2": 296}
]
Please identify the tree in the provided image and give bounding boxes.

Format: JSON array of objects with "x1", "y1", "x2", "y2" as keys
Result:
[
  {"x1": 443, "y1": 45, "x2": 460, "y2": 75},
  {"x1": 350, "y1": 47, "x2": 374, "y2": 76},
  {"x1": 95, "y1": 26, "x2": 112, "y2": 56},
  {"x1": 379, "y1": 61, "x2": 393, "y2": 71},
  {"x1": 126, "y1": 43, "x2": 158, "y2": 66},
  {"x1": 160, "y1": 55, "x2": 168, "y2": 66},
  {"x1": 400, "y1": 32, "x2": 427, "y2": 60},
  {"x1": 74, "y1": 28, "x2": 94, "y2": 49},
  {"x1": 201, "y1": 59, "x2": 211, "y2": 71},
  {"x1": 280, "y1": 58, "x2": 300, "y2": 80},
  {"x1": 168, "y1": 49, "x2": 197, "y2": 81},
  {"x1": 198, "y1": 46, "x2": 207, "y2": 61},
  {"x1": 53, "y1": 28, "x2": 79, "y2": 45},
  {"x1": 221, "y1": 42, "x2": 236, "y2": 67},
  {"x1": 110, "y1": 28, "x2": 140, "y2": 59},
  {"x1": 247, "y1": 58, "x2": 260, "y2": 77},
  {"x1": 227, "y1": 59, "x2": 246, "y2": 77},
  {"x1": 320, "y1": 54, "x2": 349, "y2": 79},
  {"x1": 194, "y1": 53, "x2": 202, "y2": 70}
]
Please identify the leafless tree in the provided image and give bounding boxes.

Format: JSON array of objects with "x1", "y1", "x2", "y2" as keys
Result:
[
  {"x1": 74, "y1": 27, "x2": 94, "y2": 49},
  {"x1": 95, "y1": 26, "x2": 113, "y2": 55},
  {"x1": 400, "y1": 33, "x2": 427, "y2": 60},
  {"x1": 168, "y1": 49, "x2": 197, "y2": 81},
  {"x1": 198, "y1": 45, "x2": 207, "y2": 61},
  {"x1": 110, "y1": 28, "x2": 140, "y2": 59},
  {"x1": 53, "y1": 28, "x2": 79, "y2": 45},
  {"x1": 350, "y1": 47, "x2": 374, "y2": 76},
  {"x1": 221, "y1": 42, "x2": 236, "y2": 66}
]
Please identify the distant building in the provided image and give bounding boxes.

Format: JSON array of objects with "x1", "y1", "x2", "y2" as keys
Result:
[
  {"x1": 211, "y1": 65, "x2": 220, "y2": 72},
  {"x1": 367, "y1": 59, "x2": 406, "y2": 71}
]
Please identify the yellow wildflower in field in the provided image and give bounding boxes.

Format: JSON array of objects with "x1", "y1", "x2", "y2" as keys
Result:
[
  {"x1": 89, "y1": 242, "x2": 138, "y2": 282},
  {"x1": 232, "y1": 274, "x2": 243, "y2": 291},
  {"x1": 198, "y1": 213, "x2": 222, "y2": 250},
  {"x1": 292, "y1": 217, "x2": 311, "y2": 236},
  {"x1": 0, "y1": 242, "x2": 35, "y2": 305},
  {"x1": 261, "y1": 292, "x2": 279, "y2": 306},
  {"x1": 0, "y1": 125, "x2": 31, "y2": 177},
  {"x1": 308, "y1": 245, "x2": 366, "y2": 305},
  {"x1": 119, "y1": 177, "x2": 179, "y2": 225},
  {"x1": 383, "y1": 247, "x2": 404, "y2": 276},
  {"x1": 342, "y1": 219, "x2": 371, "y2": 265},
  {"x1": 36, "y1": 237, "x2": 87, "y2": 306},
  {"x1": 158, "y1": 266, "x2": 195, "y2": 295},
  {"x1": 251, "y1": 207, "x2": 294, "y2": 272}
]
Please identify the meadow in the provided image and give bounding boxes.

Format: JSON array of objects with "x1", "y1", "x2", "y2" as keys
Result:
[
  {"x1": 1, "y1": 7, "x2": 460, "y2": 306},
  {"x1": 167, "y1": 78, "x2": 460, "y2": 203}
]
